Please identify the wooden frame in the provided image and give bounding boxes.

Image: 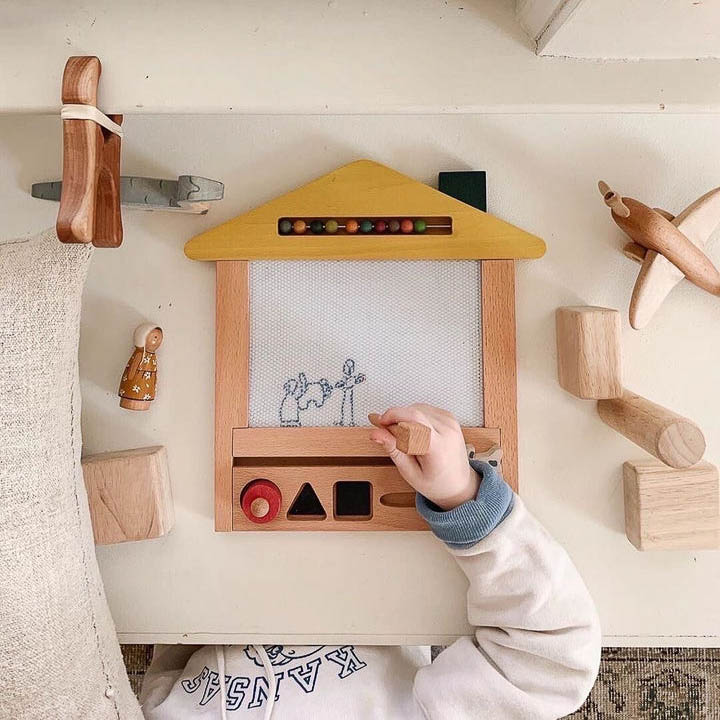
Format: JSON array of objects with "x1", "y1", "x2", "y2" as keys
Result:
[
  {"x1": 189, "y1": 161, "x2": 537, "y2": 531},
  {"x1": 213, "y1": 258, "x2": 518, "y2": 531}
]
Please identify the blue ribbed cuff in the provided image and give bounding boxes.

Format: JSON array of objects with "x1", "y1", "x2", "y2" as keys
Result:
[{"x1": 416, "y1": 460, "x2": 514, "y2": 549}]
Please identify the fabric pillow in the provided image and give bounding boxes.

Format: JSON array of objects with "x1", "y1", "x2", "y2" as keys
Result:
[{"x1": 0, "y1": 229, "x2": 142, "y2": 719}]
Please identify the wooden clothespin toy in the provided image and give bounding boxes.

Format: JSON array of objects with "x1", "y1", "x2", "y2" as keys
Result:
[
  {"x1": 57, "y1": 56, "x2": 123, "y2": 248},
  {"x1": 599, "y1": 181, "x2": 720, "y2": 328},
  {"x1": 368, "y1": 413, "x2": 431, "y2": 455}
]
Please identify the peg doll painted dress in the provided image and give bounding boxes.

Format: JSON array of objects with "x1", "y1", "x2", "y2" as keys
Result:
[{"x1": 119, "y1": 323, "x2": 163, "y2": 411}]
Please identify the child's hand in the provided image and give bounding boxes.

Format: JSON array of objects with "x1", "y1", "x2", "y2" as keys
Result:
[{"x1": 369, "y1": 404, "x2": 479, "y2": 511}]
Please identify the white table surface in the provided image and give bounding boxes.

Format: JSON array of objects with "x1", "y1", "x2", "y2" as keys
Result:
[{"x1": 2, "y1": 113, "x2": 720, "y2": 646}]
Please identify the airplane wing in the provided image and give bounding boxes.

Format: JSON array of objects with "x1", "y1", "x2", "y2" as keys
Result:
[{"x1": 629, "y1": 187, "x2": 720, "y2": 329}]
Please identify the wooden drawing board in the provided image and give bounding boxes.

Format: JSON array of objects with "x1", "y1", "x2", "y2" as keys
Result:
[{"x1": 185, "y1": 161, "x2": 544, "y2": 531}]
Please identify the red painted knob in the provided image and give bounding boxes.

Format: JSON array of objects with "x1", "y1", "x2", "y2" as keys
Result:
[{"x1": 241, "y1": 479, "x2": 282, "y2": 524}]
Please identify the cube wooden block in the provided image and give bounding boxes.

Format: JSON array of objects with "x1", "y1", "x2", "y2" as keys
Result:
[
  {"x1": 82, "y1": 446, "x2": 174, "y2": 545},
  {"x1": 556, "y1": 306, "x2": 622, "y2": 399},
  {"x1": 623, "y1": 459, "x2": 720, "y2": 551}
]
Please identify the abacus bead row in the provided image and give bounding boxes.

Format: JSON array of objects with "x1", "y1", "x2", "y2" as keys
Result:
[{"x1": 279, "y1": 219, "x2": 428, "y2": 234}]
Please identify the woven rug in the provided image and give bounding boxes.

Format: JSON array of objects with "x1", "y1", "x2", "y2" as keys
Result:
[{"x1": 121, "y1": 645, "x2": 720, "y2": 718}]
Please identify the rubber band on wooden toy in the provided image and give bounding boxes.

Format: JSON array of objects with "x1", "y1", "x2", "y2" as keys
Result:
[
  {"x1": 598, "y1": 181, "x2": 720, "y2": 329},
  {"x1": 367, "y1": 413, "x2": 431, "y2": 455}
]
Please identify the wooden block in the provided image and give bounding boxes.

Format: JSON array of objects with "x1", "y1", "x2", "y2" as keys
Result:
[
  {"x1": 367, "y1": 413, "x2": 431, "y2": 455},
  {"x1": 623, "y1": 459, "x2": 720, "y2": 550},
  {"x1": 598, "y1": 391, "x2": 706, "y2": 469},
  {"x1": 82, "y1": 446, "x2": 174, "y2": 545},
  {"x1": 556, "y1": 306, "x2": 623, "y2": 399}
]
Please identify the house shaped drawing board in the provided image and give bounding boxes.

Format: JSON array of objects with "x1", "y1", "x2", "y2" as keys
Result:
[{"x1": 185, "y1": 160, "x2": 545, "y2": 532}]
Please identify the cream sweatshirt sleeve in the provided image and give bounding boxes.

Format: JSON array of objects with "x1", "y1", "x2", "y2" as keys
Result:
[{"x1": 413, "y1": 461, "x2": 602, "y2": 719}]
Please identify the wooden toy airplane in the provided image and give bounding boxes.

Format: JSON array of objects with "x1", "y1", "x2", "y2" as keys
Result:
[{"x1": 599, "y1": 181, "x2": 720, "y2": 328}]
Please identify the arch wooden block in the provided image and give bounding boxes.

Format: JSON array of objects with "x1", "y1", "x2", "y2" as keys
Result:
[
  {"x1": 556, "y1": 306, "x2": 622, "y2": 399},
  {"x1": 624, "y1": 459, "x2": 720, "y2": 551},
  {"x1": 82, "y1": 446, "x2": 174, "y2": 545}
]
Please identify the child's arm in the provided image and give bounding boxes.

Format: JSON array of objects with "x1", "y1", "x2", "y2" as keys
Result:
[{"x1": 371, "y1": 405, "x2": 601, "y2": 719}]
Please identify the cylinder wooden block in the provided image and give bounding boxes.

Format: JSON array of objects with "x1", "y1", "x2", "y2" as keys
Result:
[
  {"x1": 598, "y1": 391, "x2": 706, "y2": 469},
  {"x1": 556, "y1": 306, "x2": 622, "y2": 399},
  {"x1": 624, "y1": 459, "x2": 720, "y2": 550},
  {"x1": 82, "y1": 446, "x2": 174, "y2": 545}
]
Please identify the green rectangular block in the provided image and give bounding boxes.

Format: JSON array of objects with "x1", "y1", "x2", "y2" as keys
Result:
[{"x1": 438, "y1": 171, "x2": 487, "y2": 212}]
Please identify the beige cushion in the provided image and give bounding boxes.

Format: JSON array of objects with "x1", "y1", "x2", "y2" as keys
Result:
[{"x1": 0, "y1": 230, "x2": 142, "y2": 719}]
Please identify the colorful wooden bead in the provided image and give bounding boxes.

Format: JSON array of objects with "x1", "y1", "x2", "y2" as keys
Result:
[
  {"x1": 375, "y1": 220, "x2": 387, "y2": 233},
  {"x1": 293, "y1": 219, "x2": 307, "y2": 234},
  {"x1": 400, "y1": 219, "x2": 414, "y2": 233},
  {"x1": 325, "y1": 219, "x2": 339, "y2": 234},
  {"x1": 388, "y1": 220, "x2": 401, "y2": 233},
  {"x1": 360, "y1": 220, "x2": 374, "y2": 233},
  {"x1": 310, "y1": 220, "x2": 324, "y2": 234},
  {"x1": 345, "y1": 220, "x2": 359, "y2": 234},
  {"x1": 279, "y1": 219, "x2": 292, "y2": 235},
  {"x1": 414, "y1": 219, "x2": 427, "y2": 233}
]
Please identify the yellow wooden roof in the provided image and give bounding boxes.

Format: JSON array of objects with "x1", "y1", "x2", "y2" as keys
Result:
[{"x1": 184, "y1": 160, "x2": 546, "y2": 261}]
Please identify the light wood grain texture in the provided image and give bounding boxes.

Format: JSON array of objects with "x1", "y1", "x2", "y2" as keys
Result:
[
  {"x1": 184, "y1": 160, "x2": 546, "y2": 261},
  {"x1": 598, "y1": 391, "x2": 706, "y2": 469},
  {"x1": 599, "y1": 183, "x2": 720, "y2": 296},
  {"x1": 598, "y1": 181, "x2": 630, "y2": 218},
  {"x1": 556, "y1": 306, "x2": 623, "y2": 399},
  {"x1": 623, "y1": 241, "x2": 647, "y2": 263},
  {"x1": 250, "y1": 497, "x2": 270, "y2": 517},
  {"x1": 233, "y1": 463, "x2": 428, "y2": 531},
  {"x1": 57, "y1": 57, "x2": 102, "y2": 244},
  {"x1": 82, "y1": 446, "x2": 174, "y2": 545},
  {"x1": 233, "y1": 426, "x2": 499, "y2": 458},
  {"x1": 215, "y1": 261, "x2": 249, "y2": 531},
  {"x1": 56, "y1": 56, "x2": 123, "y2": 248},
  {"x1": 629, "y1": 187, "x2": 720, "y2": 328},
  {"x1": 481, "y1": 260, "x2": 518, "y2": 492},
  {"x1": 623, "y1": 459, "x2": 720, "y2": 550},
  {"x1": 93, "y1": 113, "x2": 123, "y2": 247},
  {"x1": 367, "y1": 413, "x2": 431, "y2": 455}
]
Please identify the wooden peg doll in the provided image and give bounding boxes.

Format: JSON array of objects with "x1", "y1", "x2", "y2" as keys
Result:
[{"x1": 119, "y1": 324, "x2": 163, "y2": 411}]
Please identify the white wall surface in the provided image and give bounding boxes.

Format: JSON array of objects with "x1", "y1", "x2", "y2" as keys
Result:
[
  {"x1": 536, "y1": 0, "x2": 720, "y2": 59},
  {"x1": 2, "y1": 0, "x2": 720, "y2": 113},
  {"x1": 2, "y1": 113, "x2": 720, "y2": 645}
]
